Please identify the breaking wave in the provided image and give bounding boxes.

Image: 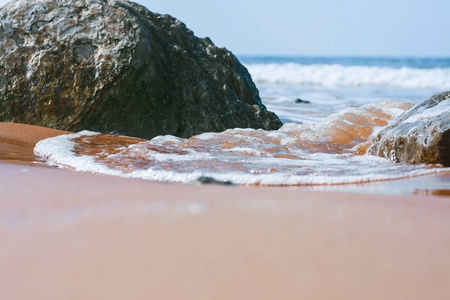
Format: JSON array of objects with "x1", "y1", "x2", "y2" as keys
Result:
[{"x1": 245, "y1": 63, "x2": 450, "y2": 89}]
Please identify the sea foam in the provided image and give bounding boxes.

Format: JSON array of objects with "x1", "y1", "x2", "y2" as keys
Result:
[{"x1": 34, "y1": 101, "x2": 448, "y2": 186}]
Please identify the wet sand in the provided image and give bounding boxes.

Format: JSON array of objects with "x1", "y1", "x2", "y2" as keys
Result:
[
  {"x1": 1, "y1": 122, "x2": 450, "y2": 299},
  {"x1": 0, "y1": 122, "x2": 68, "y2": 164}
]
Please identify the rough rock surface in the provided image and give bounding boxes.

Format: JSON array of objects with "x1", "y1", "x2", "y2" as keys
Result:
[
  {"x1": 0, "y1": 0, "x2": 281, "y2": 139},
  {"x1": 368, "y1": 91, "x2": 450, "y2": 167}
]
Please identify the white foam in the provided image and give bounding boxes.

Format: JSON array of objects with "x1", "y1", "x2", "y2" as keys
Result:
[
  {"x1": 223, "y1": 147, "x2": 263, "y2": 155},
  {"x1": 34, "y1": 129, "x2": 447, "y2": 186},
  {"x1": 194, "y1": 132, "x2": 218, "y2": 140},
  {"x1": 150, "y1": 134, "x2": 184, "y2": 144},
  {"x1": 33, "y1": 100, "x2": 449, "y2": 187},
  {"x1": 34, "y1": 131, "x2": 206, "y2": 182},
  {"x1": 245, "y1": 63, "x2": 450, "y2": 89},
  {"x1": 34, "y1": 130, "x2": 127, "y2": 175}
]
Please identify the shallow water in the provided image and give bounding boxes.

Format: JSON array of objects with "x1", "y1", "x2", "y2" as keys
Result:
[{"x1": 34, "y1": 100, "x2": 448, "y2": 186}]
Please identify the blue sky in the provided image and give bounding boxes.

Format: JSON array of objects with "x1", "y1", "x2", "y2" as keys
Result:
[{"x1": 1, "y1": 0, "x2": 449, "y2": 57}]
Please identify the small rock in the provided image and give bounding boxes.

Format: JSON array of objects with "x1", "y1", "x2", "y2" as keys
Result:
[
  {"x1": 295, "y1": 98, "x2": 311, "y2": 104},
  {"x1": 368, "y1": 91, "x2": 450, "y2": 167},
  {"x1": 197, "y1": 176, "x2": 235, "y2": 186}
]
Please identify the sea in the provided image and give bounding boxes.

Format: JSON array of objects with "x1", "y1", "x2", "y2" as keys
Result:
[
  {"x1": 239, "y1": 56, "x2": 450, "y2": 124},
  {"x1": 35, "y1": 56, "x2": 450, "y2": 193}
]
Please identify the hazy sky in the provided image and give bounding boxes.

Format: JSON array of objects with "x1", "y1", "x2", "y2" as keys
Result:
[{"x1": 1, "y1": 0, "x2": 449, "y2": 57}]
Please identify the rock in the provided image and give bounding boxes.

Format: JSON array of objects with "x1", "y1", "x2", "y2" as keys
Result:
[
  {"x1": 295, "y1": 98, "x2": 311, "y2": 104},
  {"x1": 0, "y1": 0, "x2": 282, "y2": 139},
  {"x1": 197, "y1": 176, "x2": 235, "y2": 186},
  {"x1": 368, "y1": 91, "x2": 450, "y2": 167}
]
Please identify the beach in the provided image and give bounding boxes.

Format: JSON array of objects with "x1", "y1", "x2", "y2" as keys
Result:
[
  {"x1": 1, "y1": 0, "x2": 450, "y2": 298},
  {"x1": 1, "y1": 123, "x2": 450, "y2": 299}
]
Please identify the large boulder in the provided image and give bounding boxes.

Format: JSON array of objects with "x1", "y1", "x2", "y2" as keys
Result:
[
  {"x1": 368, "y1": 91, "x2": 450, "y2": 167},
  {"x1": 0, "y1": 0, "x2": 281, "y2": 139}
]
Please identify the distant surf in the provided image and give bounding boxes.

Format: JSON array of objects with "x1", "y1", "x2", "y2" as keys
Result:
[
  {"x1": 238, "y1": 56, "x2": 450, "y2": 124},
  {"x1": 245, "y1": 63, "x2": 450, "y2": 89}
]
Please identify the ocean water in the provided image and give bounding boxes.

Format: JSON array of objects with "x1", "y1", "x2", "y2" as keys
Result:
[
  {"x1": 240, "y1": 56, "x2": 450, "y2": 123},
  {"x1": 35, "y1": 56, "x2": 450, "y2": 187}
]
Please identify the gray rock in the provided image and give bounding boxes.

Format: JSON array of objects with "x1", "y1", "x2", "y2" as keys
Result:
[
  {"x1": 368, "y1": 91, "x2": 450, "y2": 167},
  {"x1": 0, "y1": 0, "x2": 281, "y2": 139}
]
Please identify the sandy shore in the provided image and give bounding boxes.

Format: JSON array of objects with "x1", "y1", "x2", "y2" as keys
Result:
[
  {"x1": 1, "y1": 123, "x2": 450, "y2": 299},
  {"x1": 0, "y1": 122, "x2": 68, "y2": 164}
]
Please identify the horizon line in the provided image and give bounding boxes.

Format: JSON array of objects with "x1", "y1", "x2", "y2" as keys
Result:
[{"x1": 235, "y1": 53, "x2": 450, "y2": 59}]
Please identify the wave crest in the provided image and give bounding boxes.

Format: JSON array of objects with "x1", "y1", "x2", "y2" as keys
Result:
[{"x1": 245, "y1": 63, "x2": 450, "y2": 89}]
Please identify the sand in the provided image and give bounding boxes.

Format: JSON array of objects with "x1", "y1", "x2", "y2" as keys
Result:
[
  {"x1": 1, "y1": 122, "x2": 450, "y2": 299},
  {"x1": 0, "y1": 122, "x2": 68, "y2": 164}
]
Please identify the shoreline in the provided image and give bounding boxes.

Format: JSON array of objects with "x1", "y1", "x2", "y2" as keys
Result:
[
  {"x1": 1, "y1": 122, "x2": 448, "y2": 196},
  {"x1": 1, "y1": 122, "x2": 450, "y2": 298},
  {"x1": 0, "y1": 122, "x2": 69, "y2": 165}
]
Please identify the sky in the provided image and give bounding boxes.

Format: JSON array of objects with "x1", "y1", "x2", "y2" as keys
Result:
[{"x1": 1, "y1": 0, "x2": 449, "y2": 57}]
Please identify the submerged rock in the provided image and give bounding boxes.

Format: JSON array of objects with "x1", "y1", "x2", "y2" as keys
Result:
[
  {"x1": 368, "y1": 91, "x2": 450, "y2": 167},
  {"x1": 0, "y1": 0, "x2": 281, "y2": 139},
  {"x1": 295, "y1": 98, "x2": 311, "y2": 104}
]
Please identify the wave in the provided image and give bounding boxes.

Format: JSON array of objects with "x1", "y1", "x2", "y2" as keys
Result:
[
  {"x1": 245, "y1": 63, "x2": 450, "y2": 89},
  {"x1": 34, "y1": 100, "x2": 447, "y2": 186}
]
